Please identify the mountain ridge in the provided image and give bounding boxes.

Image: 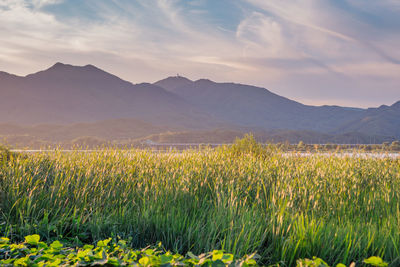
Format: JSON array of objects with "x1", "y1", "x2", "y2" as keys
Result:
[
  {"x1": 0, "y1": 63, "x2": 222, "y2": 128},
  {"x1": 154, "y1": 76, "x2": 366, "y2": 132},
  {"x1": 1, "y1": 63, "x2": 399, "y2": 146}
]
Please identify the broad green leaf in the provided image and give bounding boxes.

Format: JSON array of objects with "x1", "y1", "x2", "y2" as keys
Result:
[
  {"x1": 139, "y1": 256, "x2": 150, "y2": 266},
  {"x1": 11, "y1": 243, "x2": 25, "y2": 249},
  {"x1": 0, "y1": 237, "x2": 10, "y2": 244},
  {"x1": 245, "y1": 258, "x2": 258, "y2": 265},
  {"x1": 144, "y1": 248, "x2": 155, "y2": 255},
  {"x1": 107, "y1": 257, "x2": 120, "y2": 266},
  {"x1": 77, "y1": 249, "x2": 91, "y2": 258},
  {"x1": 50, "y1": 240, "x2": 63, "y2": 250},
  {"x1": 97, "y1": 238, "x2": 112, "y2": 248},
  {"x1": 38, "y1": 242, "x2": 48, "y2": 249},
  {"x1": 92, "y1": 251, "x2": 108, "y2": 265},
  {"x1": 363, "y1": 257, "x2": 388, "y2": 267},
  {"x1": 212, "y1": 250, "x2": 224, "y2": 261},
  {"x1": 47, "y1": 258, "x2": 62, "y2": 266},
  {"x1": 14, "y1": 256, "x2": 30, "y2": 266},
  {"x1": 1, "y1": 259, "x2": 14, "y2": 264},
  {"x1": 212, "y1": 259, "x2": 225, "y2": 267},
  {"x1": 25, "y1": 234, "x2": 40, "y2": 245},
  {"x1": 83, "y1": 244, "x2": 94, "y2": 250},
  {"x1": 221, "y1": 253, "x2": 234, "y2": 263},
  {"x1": 160, "y1": 254, "x2": 173, "y2": 264}
]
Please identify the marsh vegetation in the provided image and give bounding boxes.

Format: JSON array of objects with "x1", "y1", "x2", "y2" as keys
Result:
[{"x1": 1, "y1": 137, "x2": 399, "y2": 266}]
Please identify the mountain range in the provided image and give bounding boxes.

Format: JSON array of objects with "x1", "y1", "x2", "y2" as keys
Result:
[{"x1": 0, "y1": 62, "x2": 399, "y2": 147}]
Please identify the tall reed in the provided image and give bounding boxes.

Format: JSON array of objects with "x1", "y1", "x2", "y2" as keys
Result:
[{"x1": 1, "y1": 138, "x2": 399, "y2": 266}]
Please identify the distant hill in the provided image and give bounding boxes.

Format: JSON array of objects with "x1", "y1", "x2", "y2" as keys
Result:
[
  {"x1": 335, "y1": 101, "x2": 400, "y2": 138},
  {"x1": 0, "y1": 118, "x2": 170, "y2": 148},
  {"x1": 154, "y1": 76, "x2": 365, "y2": 132},
  {"x1": 0, "y1": 118, "x2": 164, "y2": 141},
  {"x1": 1, "y1": 63, "x2": 399, "y2": 147},
  {"x1": 0, "y1": 63, "x2": 219, "y2": 129}
]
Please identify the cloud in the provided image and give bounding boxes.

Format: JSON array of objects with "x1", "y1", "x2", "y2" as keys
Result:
[
  {"x1": 32, "y1": 0, "x2": 63, "y2": 8},
  {"x1": 0, "y1": 0, "x2": 399, "y2": 107},
  {"x1": 243, "y1": 0, "x2": 400, "y2": 64}
]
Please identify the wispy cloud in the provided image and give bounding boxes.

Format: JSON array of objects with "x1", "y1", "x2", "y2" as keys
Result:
[{"x1": 0, "y1": 0, "x2": 399, "y2": 107}]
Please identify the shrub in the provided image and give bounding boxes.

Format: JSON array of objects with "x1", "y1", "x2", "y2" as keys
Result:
[{"x1": 0, "y1": 145, "x2": 12, "y2": 162}]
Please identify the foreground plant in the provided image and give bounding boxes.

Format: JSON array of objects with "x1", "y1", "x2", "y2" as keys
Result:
[
  {"x1": 297, "y1": 256, "x2": 388, "y2": 267},
  {"x1": 0, "y1": 235, "x2": 390, "y2": 267},
  {"x1": 0, "y1": 235, "x2": 258, "y2": 266}
]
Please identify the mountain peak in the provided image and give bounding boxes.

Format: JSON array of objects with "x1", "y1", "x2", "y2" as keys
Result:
[
  {"x1": 196, "y1": 78, "x2": 214, "y2": 83},
  {"x1": 36, "y1": 62, "x2": 78, "y2": 75},
  {"x1": 53, "y1": 62, "x2": 66, "y2": 67},
  {"x1": 48, "y1": 62, "x2": 100, "y2": 71},
  {"x1": 49, "y1": 62, "x2": 71, "y2": 70},
  {"x1": 25, "y1": 62, "x2": 122, "y2": 83},
  {"x1": 154, "y1": 75, "x2": 193, "y2": 92},
  {"x1": 83, "y1": 64, "x2": 102, "y2": 71},
  {"x1": 157, "y1": 75, "x2": 192, "y2": 83}
]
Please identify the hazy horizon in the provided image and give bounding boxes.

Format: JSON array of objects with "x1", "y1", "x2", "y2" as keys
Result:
[{"x1": 1, "y1": 0, "x2": 399, "y2": 108}]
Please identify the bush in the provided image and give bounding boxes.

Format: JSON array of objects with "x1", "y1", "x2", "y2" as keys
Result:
[
  {"x1": 228, "y1": 134, "x2": 273, "y2": 157},
  {"x1": 390, "y1": 141, "x2": 400, "y2": 151},
  {"x1": 0, "y1": 145, "x2": 12, "y2": 162}
]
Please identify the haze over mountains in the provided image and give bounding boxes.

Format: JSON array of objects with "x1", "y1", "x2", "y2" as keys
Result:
[{"x1": 0, "y1": 63, "x2": 399, "y2": 147}]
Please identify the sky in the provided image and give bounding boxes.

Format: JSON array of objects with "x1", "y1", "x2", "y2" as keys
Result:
[{"x1": 0, "y1": 0, "x2": 399, "y2": 108}]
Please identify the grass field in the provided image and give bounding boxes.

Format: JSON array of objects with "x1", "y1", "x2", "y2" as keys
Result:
[{"x1": 1, "y1": 137, "x2": 400, "y2": 266}]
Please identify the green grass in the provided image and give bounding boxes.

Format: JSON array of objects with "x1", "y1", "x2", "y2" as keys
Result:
[{"x1": 1, "y1": 136, "x2": 400, "y2": 266}]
